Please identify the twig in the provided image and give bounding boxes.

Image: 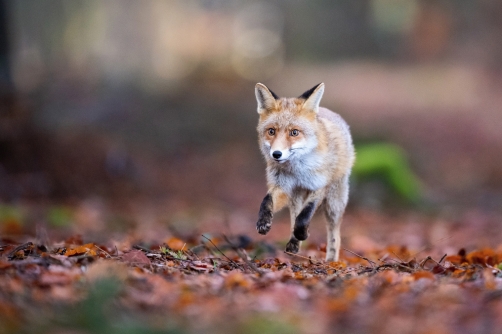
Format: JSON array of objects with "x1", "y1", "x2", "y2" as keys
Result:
[
  {"x1": 391, "y1": 251, "x2": 405, "y2": 263},
  {"x1": 373, "y1": 260, "x2": 414, "y2": 273},
  {"x1": 95, "y1": 245, "x2": 113, "y2": 258},
  {"x1": 186, "y1": 248, "x2": 201, "y2": 260},
  {"x1": 202, "y1": 244, "x2": 219, "y2": 258},
  {"x1": 283, "y1": 251, "x2": 339, "y2": 271},
  {"x1": 201, "y1": 235, "x2": 239, "y2": 268},
  {"x1": 392, "y1": 262, "x2": 415, "y2": 273},
  {"x1": 377, "y1": 256, "x2": 417, "y2": 273},
  {"x1": 419, "y1": 255, "x2": 445, "y2": 269},
  {"x1": 188, "y1": 244, "x2": 205, "y2": 257},
  {"x1": 420, "y1": 256, "x2": 432, "y2": 268},
  {"x1": 284, "y1": 251, "x2": 321, "y2": 264},
  {"x1": 379, "y1": 254, "x2": 389, "y2": 262},
  {"x1": 381, "y1": 257, "x2": 400, "y2": 264},
  {"x1": 223, "y1": 235, "x2": 263, "y2": 276},
  {"x1": 342, "y1": 247, "x2": 376, "y2": 268},
  {"x1": 132, "y1": 244, "x2": 151, "y2": 252},
  {"x1": 7, "y1": 242, "x2": 34, "y2": 260}
]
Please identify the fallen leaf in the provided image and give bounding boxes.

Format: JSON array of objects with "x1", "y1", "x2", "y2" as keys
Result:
[
  {"x1": 122, "y1": 250, "x2": 151, "y2": 265},
  {"x1": 189, "y1": 261, "x2": 211, "y2": 272},
  {"x1": 65, "y1": 243, "x2": 97, "y2": 257},
  {"x1": 166, "y1": 237, "x2": 185, "y2": 251},
  {"x1": 412, "y1": 271, "x2": 435, "y2": 281},
  {"x1": 444, "y1": 255, "x2": 462, "y2": 265},
  {"x1": 466, "y1": 249, "x2": 498, "y2": 266},
  {"x1": 224, "y1": 271, "x2": 251, "y2": 289}
]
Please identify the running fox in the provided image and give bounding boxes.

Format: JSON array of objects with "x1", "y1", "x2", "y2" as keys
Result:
[{"x1": 254, "y1": 83, "x2": 355, "y2": 261}]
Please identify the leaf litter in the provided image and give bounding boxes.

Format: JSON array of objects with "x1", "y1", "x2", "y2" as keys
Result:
[{"x1": 1, "y1": 208, "x2": 502, "y2": 334}]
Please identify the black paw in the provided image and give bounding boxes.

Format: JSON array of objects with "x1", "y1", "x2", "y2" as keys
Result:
[
  {"x1": 257, "y1": 194, "x2": 273, "y2": 235},
  {"x1": 285, "y1": 238, "x2": 300, "y2": 253},
  {"x1": 256, "y1": 218, "x2": 272, "y2": 235},
  {"x1": 293, "y1": 225, "x2": 309, "y2": 241}
]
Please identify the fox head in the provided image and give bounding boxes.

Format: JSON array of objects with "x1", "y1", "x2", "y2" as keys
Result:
[{"x1": 255, "y1": 83, "x2": 325, "y2": 164}]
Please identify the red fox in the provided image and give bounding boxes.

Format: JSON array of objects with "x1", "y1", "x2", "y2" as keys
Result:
[{"x1": 254, "y1": 83, "x2": 355, "y2": 261}]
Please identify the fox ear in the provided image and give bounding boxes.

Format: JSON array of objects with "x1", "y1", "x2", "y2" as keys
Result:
[
  {"x1": 255, "y1": 83, "x2": 279, "y2": 114},
  {"x1": 299, "y1": 83, "x2": 324, "y2": 113}
]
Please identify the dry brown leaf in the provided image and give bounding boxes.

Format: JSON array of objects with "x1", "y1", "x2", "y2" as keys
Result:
[
  {"x1": 466, "y1": 248, "x2": 498, "y2": 266},
  {"x1": 224, "y1": 271, "x2": 250, "y2": 289},
  {"x1": 412, "y1": 271, "x2": 435, "y2": 281},
  {"x1": 166, "y1": 237, "x2": 185, "y2": 251},
  {"x1": 122, "y1": 250, "x2": 151, "y2": 265},
  {"x1": 65, "y1": 243, "x2": 97, "y2": 256}
]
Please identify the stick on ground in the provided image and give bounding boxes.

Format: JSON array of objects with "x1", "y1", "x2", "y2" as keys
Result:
[
  {"x1": 201, "y1": 234, "x2": 241, "y2": 269},
  {"x1": 343, "y1": 247, "x2": 377, "y2": 268},
  {"x1": 222, "y1": 235, "x2": 263, "y2": 276}
]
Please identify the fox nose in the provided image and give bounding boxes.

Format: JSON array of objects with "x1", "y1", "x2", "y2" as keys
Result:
[{"x1": 272, "y1": 151, "x2": 282, "y2": 159}]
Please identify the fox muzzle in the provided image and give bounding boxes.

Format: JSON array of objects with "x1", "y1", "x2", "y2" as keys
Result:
[{"x1": 270, "y1": 149, "x2": 292, "y2": 162}]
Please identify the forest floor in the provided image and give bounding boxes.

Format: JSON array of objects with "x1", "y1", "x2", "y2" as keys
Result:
[
  {"x1": 1, "y1": 201, "x2": 502, "y2": 334},
  {"x1": 2, "y1": 62, "x2": 502, "y2": 334}
]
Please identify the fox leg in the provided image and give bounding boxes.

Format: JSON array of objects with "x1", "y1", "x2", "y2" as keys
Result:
[
  {"x1": 293, "y1": 201, "x2": 317, "y2": 241},
  {"x1": 324, "y1": 175, "x2": 349, "y2": 262},
  {"x1": 326, "y1": 220, "x2": 342, "y2": 262},
  {"x1": 285, "y1": 198, "x2": 303, "y2": 253},
  {"x1": 286, "y1": 191, "x2": 320, "y2": 253},
  {"x1": 256, "y1": 189, "x2": 287, "y2": 235}
]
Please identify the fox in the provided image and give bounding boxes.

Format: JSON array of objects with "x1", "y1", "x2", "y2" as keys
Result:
[{"x1": 254, "y1": 82, "x2": 355, "y2": 262}]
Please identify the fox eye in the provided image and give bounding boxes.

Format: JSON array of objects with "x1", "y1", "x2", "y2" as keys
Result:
[
  {"x1": 267, "y1": 128, "x2": 275, "y2": 136},
  {"x1": 290, "y1": 129, "x2": 300, "y2": 136}
]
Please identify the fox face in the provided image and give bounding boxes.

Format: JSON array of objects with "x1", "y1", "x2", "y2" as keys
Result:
[
  {"x1": 256, "y1": 83, "x2": 324, "y2": 164},
  {"x1": 259, "y1": 113, "x2": 317, "y2": 163}
]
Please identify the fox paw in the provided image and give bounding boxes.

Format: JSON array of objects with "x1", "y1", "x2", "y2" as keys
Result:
[
  {"x1": 256, "y1": 218, "x2": 272, "y2": 235},
  {"x1": 293, "y1": 225, "x2": 309, "y2": 241},
  {"x1": 285, "y1": 238, "x2": 300, "y2": 253}
]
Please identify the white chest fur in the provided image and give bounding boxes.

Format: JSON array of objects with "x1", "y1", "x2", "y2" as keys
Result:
[{"x1": 267, "y1": 152, "x2": 329, "y2": 195}]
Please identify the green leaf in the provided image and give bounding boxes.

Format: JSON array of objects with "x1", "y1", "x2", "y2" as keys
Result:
[{"x1": 353, "y1": 143, "x2": 422, "y2": 202}]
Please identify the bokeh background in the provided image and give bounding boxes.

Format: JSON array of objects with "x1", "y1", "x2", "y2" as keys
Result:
[{"x1": 1, "y1": 0, "x2": 502, "y2": 236}]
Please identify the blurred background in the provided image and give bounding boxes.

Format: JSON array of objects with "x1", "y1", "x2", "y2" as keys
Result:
[{"x1": 1, "y1": 0, "x2": 502, "y2": 236}]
